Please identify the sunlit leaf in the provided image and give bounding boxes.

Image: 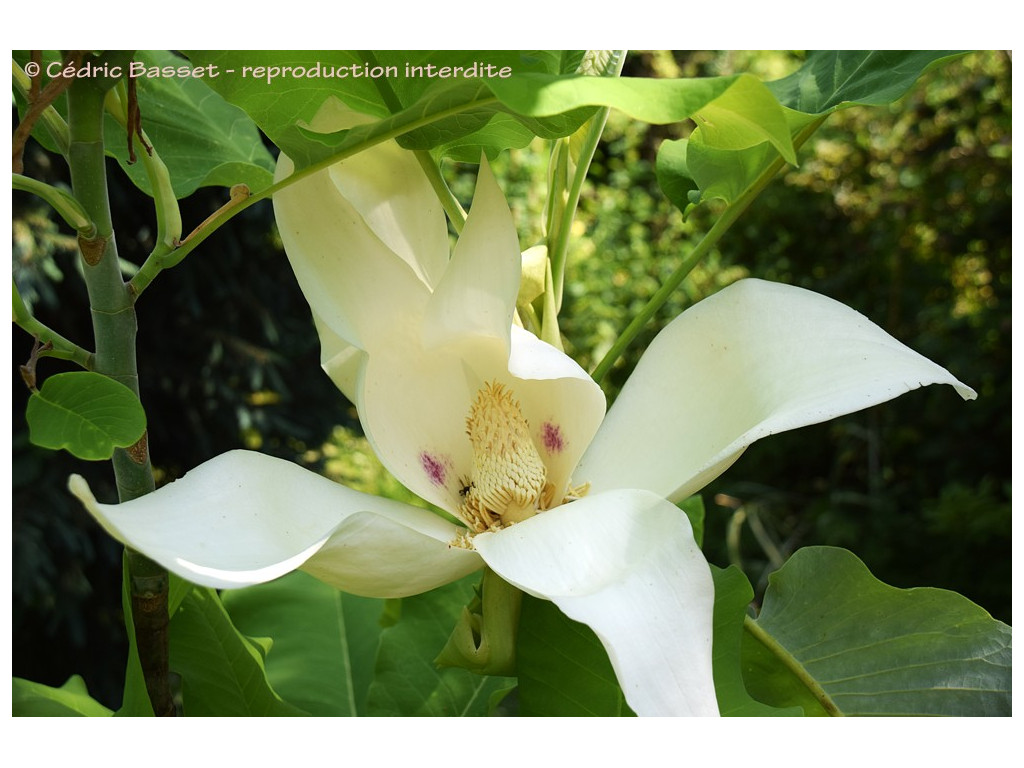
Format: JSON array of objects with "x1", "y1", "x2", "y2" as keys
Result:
[{"x1": 12, "y1": 675, "x2": 113, "y2": 717}]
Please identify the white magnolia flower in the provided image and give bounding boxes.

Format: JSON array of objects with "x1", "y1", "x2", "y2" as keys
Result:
[{"x1": 69, "y1": 110, "x2": 976, "y2": 716}]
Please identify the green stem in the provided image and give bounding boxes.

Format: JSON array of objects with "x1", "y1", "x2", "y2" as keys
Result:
[
  {"x1": 415, "y1": 151, "x2": 467, "y2": 234},
  {"x1": 66, "y1": 72, "x2": 172, "y2": 716},
  {"x1": 591, "y1": 115, "x2": 827, "y2": 384},
  {"x1": 13, "y1": 173, "x2": 96, "y2": 236},
  {"x1": 12, "y1": 281, "x2": 94, "y2": 368},
  {"x1": 548, "y1": 51, "x2": 626, "y2": 311},
  {"x1": 743, "y1": 615, "x2": 843, "y2": 716}
]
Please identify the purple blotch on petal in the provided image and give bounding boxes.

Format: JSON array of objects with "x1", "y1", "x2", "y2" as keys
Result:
[
  {"x1": 420, "y1": 452, "x2": 448, "y2": 486},
  {"x1": 541, "y1": 422, "x2": 565, "y2": 454}
]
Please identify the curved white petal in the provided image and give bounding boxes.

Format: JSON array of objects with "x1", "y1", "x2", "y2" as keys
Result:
[
  {"x1": 578, "y1": 279, "x2": 977, "y2": 501},
  {"x1": 68, "y1": 450, "x2": 481, "y2": 596},
  {"x1": 423, "y1": 157, "x2": 522, "y2": 352},
  {"x1": 273, "y1": 153, "x2": 430, "y2": 351},
  {"x1": 473, "y1": 490, "x2": 719, "y2": 717}
]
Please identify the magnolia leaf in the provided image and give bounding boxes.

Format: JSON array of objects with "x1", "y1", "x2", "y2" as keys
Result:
[
  {"x1": 26, "y1": 372, "x2": 146, "y2": 461},
  {"x1": 222, "y1": 571, "x2": 385, "y2": 716},
  {"x1": 743, "y1": 547, "x2": 1011, "y2": 716},
  {"x1": 12, "y1": 675, "x2": 113, "y2": 717},
  {"x1": 366, "y1": 573, "x2": 513, "y2": 716},
  {"x1": 517, "y1": 593, "x2": 635, "y2": 716},
  {"x1": 169, "y1": 586, "x2": 308, "y2": 716}
]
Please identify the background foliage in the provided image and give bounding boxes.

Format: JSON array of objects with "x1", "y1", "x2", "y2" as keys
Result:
[{"x1": 11, "y1": 50, "x2": 1010, "y2": 710}]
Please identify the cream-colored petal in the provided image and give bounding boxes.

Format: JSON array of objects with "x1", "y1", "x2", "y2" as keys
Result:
[
  {"x1": 474, "y1": 489, "x2": 719, "y2": 716},
  {"x1": 577, "y1": 279, "x2": 976, "y2": 501},
  {"x1": 422, "y1": 157, "x2": 522, "y2": 352},
  {"x1": 312, "y1": 309, "x2": 366, "y2": 404},
  {"x1": 273, "y1": 153, "x2": 429, "y2": 351},
  {"x1": 68, "y1": 451, "x2": 480, "y2": 595}
]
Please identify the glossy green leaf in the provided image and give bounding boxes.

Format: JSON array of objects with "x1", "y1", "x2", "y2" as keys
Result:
[
  {"x1": 169, "y1": 586, "x2": 307, "y2": 716},
  {"x1": 711, "y1": 566, "x2": 801, "y2": 716},
  {"x1": 517, "y1": 593, "x2": 635, "y2": 716},
  {"x1": 26, "y1": 372, "x2": 146, "y2": 461},
  {"x1": 744, "y1": 547, "x2": 1011, "y2": 716},
  {"x1": 12, "y1": 675, "x2": 113, "y2": 716},
  {"x1": 366, "y1": 574, "x2": 513, "y2": 716},
  {"x1": 222, "y1": 571, "x2": 384, "y2": 716}
]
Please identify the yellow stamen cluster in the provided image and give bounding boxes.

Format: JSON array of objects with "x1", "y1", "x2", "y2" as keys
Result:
[{"x1": 462, "y1": 381, "x2": 550, "y2": 532}]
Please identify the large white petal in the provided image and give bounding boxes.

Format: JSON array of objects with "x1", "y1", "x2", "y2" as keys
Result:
[
  {"x1": 68, "y1": 450, "x2": 481, "y2": 596},
  {"x1": 577, "y1": 279, "x2": 977, "y2": 501},
  {"x1": 473, "y1": 489, "x2": 719, "y2": 717}
]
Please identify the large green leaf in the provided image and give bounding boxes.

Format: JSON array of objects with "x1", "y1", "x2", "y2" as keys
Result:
[
  {"x1": 169, "y1": 586, "x2": 307, "y2": 716},
  {"x1": 12, "y1": 675, "x2": 113, "y2": 716},
  {"x1": 26, "y1": 371, "x2": 146, "y2": 461},
  {"x1": 743, "y1": 547, "x2": 1011, "y2": 716},
  {"x1": 366, "y1": 574, "x2": 513, "y2": 716},
  {"x1": 222, "y1": 571, "x2": 384, "y2": 716}
]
